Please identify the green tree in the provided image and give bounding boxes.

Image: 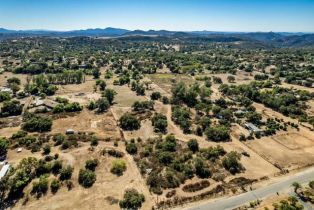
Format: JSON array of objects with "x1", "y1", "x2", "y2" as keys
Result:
[
  {"x1": 50, "y1": 179, "x2": 61, "y2": 194},
  {"x1": 126, "y1": 143, "x2": 138, "y2": 155},
  {"x1": 119, "y1": 113, "x2": 140, "y2": 131},
  {"x1": 222, "y1": 151, "x2": 243, "y2": 174},
  {"x1": 59, "y1": 165, "x2": 73, "y2": 181},
  {"x1": 0, "y1": 138, "x2": 9, "y2": 158},
  {"x1": 96, "y1": 97, "x2": 110, "y2": 113},
  {"x1": 32, "y1": 176, "x2": 49, "y2": 197},
  {"x1": 151, "y1": 113, "x2": 167, "y2": 133},
  {"x1": 205, "y1": 125, "x2": 230, "y2": 142},
  {"x1": 22, "y1": 114, "x2": 52, "y2": 132},
  {"x1": 187, "y1": 139, "x2": 199, "y2": 153},
  {"x1": 103, "y1": 89, "x2": 116, "y2": 105},
  {"x1": 85, "y1": 159, "x2": 98, "y2": 171},
  {"x1": 78, "y1": 169, "x2": 96, "y2": 188},
  {"x1": 119, "y1": 189, "x2": 145, "y2": 210}
]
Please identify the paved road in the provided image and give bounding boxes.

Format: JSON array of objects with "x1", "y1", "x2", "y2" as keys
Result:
[{"x1": 187, "y1": 167, "x2": 314, "y2": 210}]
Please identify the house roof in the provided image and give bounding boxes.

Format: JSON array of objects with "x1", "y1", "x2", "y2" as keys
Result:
[
  {"x1": 244, "y1": 122, "x2": 262, "y2": 132},
  {"x1": 0, "y1": 164, "x2": 10, "y2": 180}
]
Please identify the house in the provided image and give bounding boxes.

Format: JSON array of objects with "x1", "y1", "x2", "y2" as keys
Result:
[
  {"x1": 30, "y1": 98, "x2": 58, "y2": 111},
  {"x1": 244, "y1": 122, "x2": 263, "y2": 135},
  {"x1": 0, "y1": 163, "x2": 10, "y2": 180}
]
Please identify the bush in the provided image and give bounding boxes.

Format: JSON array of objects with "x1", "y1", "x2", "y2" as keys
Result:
[
  {"x1": 205, "y1": 125, "x2": 230, "y2": 142},
  {"x1": 96, "y1": 97, "x2": 110, "y2": 113},
  {"x1": 85, "y1": 159, "x2": 98, "y2": 171},
  {"x1": 151, "y1": 113, "x2": 167, "y2": 133},
  {"x1": 0, "y1": 92, "x2": 11, "y2": 102},
  {"x1": 182, "y1": 180, "x2": 210, "y2": 192},
  {"x1": 132, "y1": 101, "x2": 154, "y2": 112},
  {"x1": 22, "y1": 114, "x2": 52, "y2": 132},
  {"x1": 0, "y1": 100, "x2": 23, "y2": 117},
  {"x1": 187, "y1": 139, "x2": 199, "y2": 153},
  {"x1": 59, "y1": 165, "x2": 73, "y2": 180},
  {"x1": 50, "y1": 179, "x2": 61, "y2": 194},
  {"x1": 0, "y1": 138, "x2": 9, "y2": 157},
  {"x1": 162, "y1": 96, "x2": 169, "y2": 104},
  {"x1": 42, "y1": 144, "x2": 51, "y2": 155},
  {"x1": 119, "y1": 189, "x2": 145, "y2": 210},
  {"x1": 51, "y1": 160, "x2": 63, "y2": 175},
  {"x1": 126, "y1": 142, "x2": 137, "y2": 155},
  {"x1": 119, "y1": 113, "x2": 140, "y2": 130},
  {"x1": 110, "y1": 159, "x2": 127, "y2": 176},
  {"x1": 32, "y1": 176, "x2": 49, "y2": 197},
  {"x1": 103, "y1": 89, "x2": 116, "y2": 105},
  {"x1": 194, "y1": 158, "x2": 211, "y2": 178},
  {"x1": 150, "y1": 91, "x2": 161, "y2": 100},
  {"x1": 171, "y1": 106, "x2": 191, "y2": 133},
  {"x1": 222, "y1": 151, "x2": 243, "y2": 174},
  {"x1": 90, "y1": 137, "x2": 98, "y2": 147},
  {"x1": 78, "y1": 169, "x2": 96, "y2": 188}
]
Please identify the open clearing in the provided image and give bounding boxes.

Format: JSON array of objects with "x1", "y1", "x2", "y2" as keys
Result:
[{"x1": 10, "y1": 142, "x2": 153, "y2": 210}]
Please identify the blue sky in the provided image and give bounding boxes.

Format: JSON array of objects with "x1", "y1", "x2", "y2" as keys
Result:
[{"x1": 0, "y1": 0, "x2": 314, "y2": 32}]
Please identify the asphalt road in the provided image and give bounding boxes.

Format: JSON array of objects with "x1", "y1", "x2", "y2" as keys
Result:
[{"x1": 188, "y1": 167, "x2": 314, "y2": 210}]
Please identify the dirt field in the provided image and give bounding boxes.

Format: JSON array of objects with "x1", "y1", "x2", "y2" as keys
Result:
[
  {"x1": 147, "y1": 73, "x2": 195, "y2": 93},
  {"x1": 10, "y1": 142, "x2": 154, "y2": 210},
  {"x1": 0, "y1": 72, "x2": 29, "y2": 86},
  {"x1": 245, "y1": 130, "x2": 314, "y2": 171},
  {"x1": 51, "y1": 109, "x2": 120, "y2": 140}
]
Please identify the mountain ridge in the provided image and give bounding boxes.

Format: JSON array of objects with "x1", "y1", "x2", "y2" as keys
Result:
[{"x1": 1, "y1": 27, "x2": 314, "y2": 47}]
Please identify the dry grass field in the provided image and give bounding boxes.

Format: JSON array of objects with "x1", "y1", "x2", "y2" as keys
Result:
[
  {"x1": 9, "y1": 142, "x2": 154, "y2": 210},
  {"x1": 2, "y1": 69, "x2": 314, "y2": 210}
]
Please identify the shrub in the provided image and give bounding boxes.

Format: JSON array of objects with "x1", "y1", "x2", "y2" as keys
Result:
[
  {"x1": 151, "y1": 113, "x2": 167, "y2": 133},
  {"x1": 85, "y1": 159, "x2": 98, "y2": 171},
  {"x1": 119, "y1": 189, "x2": 145, "y2": 210},
  {"x1": 59, "y1": 165, "x2": 73, "y2": 180},
  {"x1": 110, "y1": 159, "x2": 127, "y2": 176},
  {"x1": 0, "y1": 100, "x2": 23, "y2": 117},
  {"x1": 51, "y1": 160, "x2": 63, "y2": 175},
  {"x1": 187, "y1": 139, "x2": 199, "y2": 153},
  {"x1": 132, "y1": 101, "x2": 154, "y2": 112},
  {"x1": 205, "y1": 125, "x2": 230, "y2": 142},
  {"x1": 22, "y1": 114, "x2": 52, "y2": 132},
  {"x1": 150, "y1": 91, "x2": 161, "y2": 100},
  {"x1": 90, "y1": 137, "x2": 98, "y2": 147},
  {"x1": 50, "y1": 179, "x2": 61, "y2": 194},
  {"x1": 126, "y1": 143, "x2": 138, "y2": 155},
  {"x1": 32, "y1": 176, "x2": 49, "y2": 197},
  {"x1": 222, "y1": 151, "x2": 243, "y2": 174},
  {"x1": 78, "y1": 169, "x2": 96, "y2": 188},
  {"x1": 119, "y1": 113, "x2": 140, "y2": 130},
  {"x1": 194, "y1": 158, "x2": 211, "y2": 178},
  {"x1": 103, "y1": 89, "x2": 116, "y2": 105},
  {"x1": 96, "y1": 97, "x2": 110, "y2": 113},
  {"x1": 0, "y1": 138, "x2": 9, "y2": 157},
  {"x1": 42, "y1": 144, "x2": 51, "y2": 155},
  {"x1": 182, "y1": 180, "x2": 210, "y2": 192}
]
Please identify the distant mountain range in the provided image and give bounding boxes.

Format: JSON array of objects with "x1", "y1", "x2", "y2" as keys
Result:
[{"x1": 1, "y1": 27, "x2": 314, "y2": 47}]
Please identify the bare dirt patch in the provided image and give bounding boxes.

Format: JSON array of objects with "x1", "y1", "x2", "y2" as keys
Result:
[
  {"x1": 245, "y1": 132, "x2": 314, "y2": 171},
  {"x1": 51, "y1": 109, "x2": 120, "y2": 140}
]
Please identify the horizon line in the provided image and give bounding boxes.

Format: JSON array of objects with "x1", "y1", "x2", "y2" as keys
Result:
[{"x1": 1, "y1": 27, "x2": 314, "y2": 34}]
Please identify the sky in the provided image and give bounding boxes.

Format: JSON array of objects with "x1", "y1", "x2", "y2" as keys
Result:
[{"x1": 0, "y1": 0, "x2": 314, "y2": 32}]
